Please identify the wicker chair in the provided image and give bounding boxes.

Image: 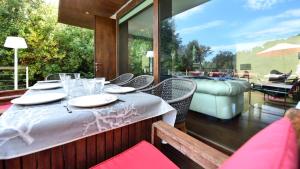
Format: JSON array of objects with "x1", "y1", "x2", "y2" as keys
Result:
[
  {"x1": 45, "y1": 73, "x2": 61, "y2": 80},
  {"x1": 142, "y1": 78, "x2": 197, "y2": 129},
  {"x1": 121, "y1": 75, "x2": 154, "y2": 90},
  {"x1": 45, "y1": 73, "x2": 78, "y2": 80},
  {"x1": 110, "y1": 73, "x2": 134, "y2": 86}
]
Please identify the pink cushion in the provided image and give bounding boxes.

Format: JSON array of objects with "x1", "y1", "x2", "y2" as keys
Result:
[
  {"x1": 0, "y1": 103, "x2": 12, "y2": 110},
  {"x1": 220, "y1": 117, "x2": 298, "y2": 169},
  {"x1": 90, "y1": 140, "x2": 179, "y2": 169}
]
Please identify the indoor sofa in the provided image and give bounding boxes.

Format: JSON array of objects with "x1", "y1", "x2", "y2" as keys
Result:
[{"x1": 190, "y1": 78, "x2": 250, "y2": 119}]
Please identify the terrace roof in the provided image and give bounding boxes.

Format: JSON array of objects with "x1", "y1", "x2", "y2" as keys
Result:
[{"x1": 58, "y1": 0, "x2": 129, "y2": 29}]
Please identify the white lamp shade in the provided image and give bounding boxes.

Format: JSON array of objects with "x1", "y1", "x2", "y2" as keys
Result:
[
  {"x1": 146, "y1": 51, "x2": 154, "y2": 58},
  {"x1": 4, "y1": 36, "x2": 27, "y2": 49}
]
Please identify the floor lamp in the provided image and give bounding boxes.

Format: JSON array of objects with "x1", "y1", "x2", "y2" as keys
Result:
[{"x1": 4, "y1": 36, "x2": 27, "y2": 90}]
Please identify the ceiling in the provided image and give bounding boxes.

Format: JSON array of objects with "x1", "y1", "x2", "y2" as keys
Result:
[{"x1": 58, "y1": 0, "x2": 129, "y2": 29}]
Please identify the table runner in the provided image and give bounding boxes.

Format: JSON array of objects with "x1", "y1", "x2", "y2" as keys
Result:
[{"x1": 0, "y1": 84, "x2": 177, "y2": 159}]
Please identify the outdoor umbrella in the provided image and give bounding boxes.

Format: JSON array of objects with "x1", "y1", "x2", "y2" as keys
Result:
[{"x1": 257, "y1": 43, "x2": 300, "y2": 57}]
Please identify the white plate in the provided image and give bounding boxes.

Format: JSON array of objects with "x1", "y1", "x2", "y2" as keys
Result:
[
  {"x1": 68, "y1": 94, "x2": 118, "y2": 108},
  {"x1": 104, "y1": 87, "x2": 136, "y2": 94},
  {"x1": 38, "y1": 80, "x2": 61, "y2": 83},
  {"x1": 11, "y1": 93, "x2": 67, "y2": 105},
  {"x1": 29, "y1": 83, "x2": 62, "y2": 90}
]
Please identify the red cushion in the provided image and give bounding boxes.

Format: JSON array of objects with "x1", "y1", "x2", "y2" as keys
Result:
[
  {"x1": 90, "y1": 141, "x2": 179, "y2": 169},
  {"x1": 0, "y1": 103, "x2": 12, "y2": 110},
  {"x1": 220, "y1": 117, "x2": 298, "y2": 169}
]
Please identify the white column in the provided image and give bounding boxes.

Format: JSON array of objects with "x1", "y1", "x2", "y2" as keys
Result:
[{"x1": 14, "y1": 48, "x2": 18, "y2": 90}]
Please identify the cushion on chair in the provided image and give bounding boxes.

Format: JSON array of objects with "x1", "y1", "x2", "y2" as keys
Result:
[
  {"x1": 90, "y1": 140, "x2": 179, "y2": 169},
  {"x1": 219, "y1": 117, "x2": 298, "y2": 169},
  {"x1": 0, "y1": 103, "x2": 12, "y2": 111}
]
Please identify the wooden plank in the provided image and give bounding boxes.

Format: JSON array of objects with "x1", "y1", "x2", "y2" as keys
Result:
[
  {"x1": 75, "y1": 139, "x2": 86, "y2": 169},
  {"x1": 4, "y1": 158, "x2": 21, "y2": 169},
  {"x1": 152, "y1": 121, "x2": 229, "y2": 169},
  {"x1": 37, "y1": 150, "x2": 51, "y2": 169},
  {"x1": 128, "y1": 123, "x2": 136, "y2": 147},
  {"x1": 63, "y1": 143, "x2": 76, "y2": 169},
  {"x1": 0, "y1": 161, "x2": 4, "y2": 169},
  {"x1": 153, "y1": 0, "x2": 160, "y2": 83},
  {"x1": 145, "y1": 118, "x2": 153, "y2": 142},
  {"x1": 96, "y1": 133, "x2": 106, "y2": 163},
  {"x1": 86, "y1": 136, "x2": 97, "y2": 168},
  {"x1": 22, "y1": 154, "x2": 36, "y2": 169},
  {"x1": 121, "y1": 125, "x2": 129, "y2": 151},
  {"x1": 51, "y1": 146, "x2": 64, "y2": 169},
  {"x1": 113, "y1": 128, "x2": 122, "y2": 155},
  {"x1": 105, "y1": 131, "x2": 114, "y2": 159},
  {"x1": 135, "y1": 121, "x2": 142, "y2": 143},
  {"x1": 141, "y1": 120, "x2": 147, "y2": 141}
]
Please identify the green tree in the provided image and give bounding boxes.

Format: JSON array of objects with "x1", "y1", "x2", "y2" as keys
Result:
[
  {"x1": 0, "y1": 0, "x2": 94, "y2": 89},
  {"x1": 212, "y1": 51, "x2": 236, "y2": 70}
]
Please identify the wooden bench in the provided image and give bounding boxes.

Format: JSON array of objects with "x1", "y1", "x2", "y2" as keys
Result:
[{"x1": 151, "y1": 108, "x2": 300, "y2": 169}]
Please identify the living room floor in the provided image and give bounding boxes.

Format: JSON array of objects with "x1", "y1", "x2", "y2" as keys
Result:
[{"x1": 185, "y1": 91, "x2": 296, "y2": 155}]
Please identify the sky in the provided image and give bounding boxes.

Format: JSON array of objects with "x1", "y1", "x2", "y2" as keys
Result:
[{"x1": 173, "y1": 0, "x2": 300, "y2": 54}]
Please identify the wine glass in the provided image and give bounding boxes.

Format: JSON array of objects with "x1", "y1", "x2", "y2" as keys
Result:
[
  {"x1": 83, "y1": 79, "x2": 96, "y2": 95},
  {"x1": 95, "y1": 77, "x2": 105, "y2": 93}
]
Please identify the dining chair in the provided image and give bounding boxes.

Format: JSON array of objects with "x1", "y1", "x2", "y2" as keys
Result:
[
  {"x1": 141, "y1": 78, "x2": 197, "y2": 132},
  {"x1": 109, "y1": 73, "x2": 134, "y2": 86},
  {"x1": 45, "y1": 73, "x2": 60, "y2": 80},
  {"x1": 121, "y1": 75, "x2": 154, "y2": 90}
]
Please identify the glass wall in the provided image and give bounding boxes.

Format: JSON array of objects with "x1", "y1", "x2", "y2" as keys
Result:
[
  {"x1": 119, "y1": 5, "x2": 153, "y2": 76},
  {"x1": 159, "y1": 0, "x2": 300, "y2": 82}
]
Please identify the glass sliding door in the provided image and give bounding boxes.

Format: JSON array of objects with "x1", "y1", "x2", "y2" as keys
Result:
[{"x1": 118, "y1": 3, "x2": 153, "y2": 76}]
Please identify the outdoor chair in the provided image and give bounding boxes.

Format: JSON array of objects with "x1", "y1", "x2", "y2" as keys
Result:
[
  {"x1": 45, "y1": 73, "x2": 60, "y2": 80},
  {"x1": 141, "y1": 78, "x2": 197, "y2": 131},
  {"x1": 121, "y1": 75, "x2": 154, "y2": 90},
  {"x1": 45, "y1": 73, "x2": 74, "y2": 80},
  {"x1": 110, "y1": 73, "x2": 134, "y2": 86},
  {"x1": 91, "y1": 108, "x2": 299, "y2": 169}
]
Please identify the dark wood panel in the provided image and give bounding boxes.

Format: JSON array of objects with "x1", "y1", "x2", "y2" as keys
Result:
[
  {"x1": 135, "y1": 121, "x2": 142, "y2": 142},
  {"x1": 64, "y1": 143, "x2": 76, "y2": 169},
  {"x1": 96, "y1": 133, "x2": 106, "y2": 163},
  {"x1": 86, "y1": 136, "x2": 97, "y2": 168},
  {"x1": 94, "y1": 16, "x2": 117, "y2": 80},
  {"x1": 0, "y1": 161, "x2": 3, "y2": 169},
  {"x1": 37, "y1": 150, "x2": 51, "y2": 169},
  {"x1": 22, "y1": 154, "x2": 36, "y2": 169},
  {"x1": 121, "y1": 126, "x2": 129, "y2": 151},
  {"x1": 75, "y1": 139, "x2": 86, "y2": 169},
  {"x1": 0, "y1": 117, "x2": 159, "y2": 169},
  {"x1": 4, "y1": 158, "x2": 21, "y2": 169},
  {"x1": 113, "y1": 128, "x2": 122, "y2": 155},
  {"x1": 105, "y1": 131, "x2": 114, "y2": 159},
  {"x1": 128, "y1": 123, "x2": 136, "y2": 147},
  {"x1": 51, "y1": 146, "x2": 64, "y2": 169}
]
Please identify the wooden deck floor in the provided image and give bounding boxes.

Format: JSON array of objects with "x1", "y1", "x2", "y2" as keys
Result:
[{"x1": 161, "y1": 91, "x2": 294, "y2": 168}]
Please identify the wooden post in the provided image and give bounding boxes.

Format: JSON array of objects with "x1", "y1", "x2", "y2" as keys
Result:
[{"x1": 153, "y1": 0, "x2": 160, "y2": 84}]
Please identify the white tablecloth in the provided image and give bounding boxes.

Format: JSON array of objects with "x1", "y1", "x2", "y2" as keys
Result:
[{"x1": 0, "y1": 85, "x2": 177, "y2": 159}]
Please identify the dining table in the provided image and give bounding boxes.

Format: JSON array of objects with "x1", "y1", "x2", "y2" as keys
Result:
[{"x1": 0, "y1": 81, "x2": 177, "y2": 169}]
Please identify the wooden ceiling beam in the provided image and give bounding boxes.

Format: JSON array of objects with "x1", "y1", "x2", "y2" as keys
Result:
[{"x1": 58, "y1": 0, "x2": 129, "y2": 29}]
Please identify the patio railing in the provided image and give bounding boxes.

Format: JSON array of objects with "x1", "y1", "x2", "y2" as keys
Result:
[{"x1": 0, "y1": 66, "x2": 29, "y2": 90}]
